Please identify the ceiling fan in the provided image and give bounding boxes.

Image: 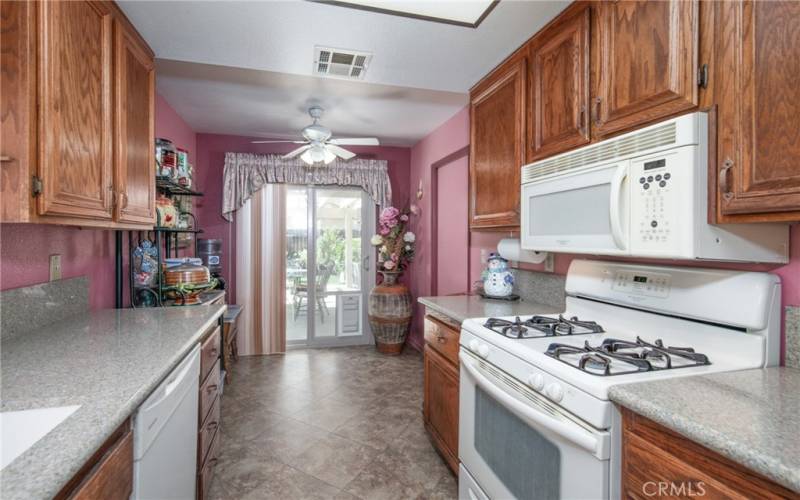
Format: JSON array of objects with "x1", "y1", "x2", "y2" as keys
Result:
[{"x1": 251, "y1": 106, "x2": 379, "y2": 165}]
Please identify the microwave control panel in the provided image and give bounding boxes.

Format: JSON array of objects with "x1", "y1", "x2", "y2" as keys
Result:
[
  {"x1": 611, "y1": 270, "x2": 671, "y2": 298},
  {"x1": 629, "y1": 150, "x2": 687, "y2": 254}
]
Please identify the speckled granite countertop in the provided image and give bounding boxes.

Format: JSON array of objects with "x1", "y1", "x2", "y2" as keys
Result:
[
  {"x1": 609, "y1": 368, "x2": 800, "y2": 493},
  {"x1": 0, "y1": 305, "x2": 226, "y2": 500},
  {"x1": 418, "y1": 295, "x2": 563, "y2": 324}
]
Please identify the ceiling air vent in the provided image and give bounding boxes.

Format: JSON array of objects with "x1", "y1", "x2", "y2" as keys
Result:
[{"x1": 314, "y1": 46, "x2": 372, "y2": 80}]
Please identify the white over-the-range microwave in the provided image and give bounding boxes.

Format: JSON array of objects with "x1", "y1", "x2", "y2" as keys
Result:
[{"x1": 520, "y1": 112, "x2": 789, "y2": 263}]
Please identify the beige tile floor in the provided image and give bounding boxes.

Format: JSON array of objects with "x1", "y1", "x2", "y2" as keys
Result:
[{"x1": 209, "y1": 346, "x2": 458, "y2": 500}]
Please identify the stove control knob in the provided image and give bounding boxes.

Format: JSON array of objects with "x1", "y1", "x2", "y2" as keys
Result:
[
  {"x1": 528, "y1": 373, "x2": 545, "y2": 391},
  {"x1": 468, "y1": 339, "x2": 480, "y2": 353},
  {"x1": 546, "y1": 383, "x2": 564, "y2": 402},
  {"x1": 477, "y1": 344, "x2": 490, "y2": 359}
]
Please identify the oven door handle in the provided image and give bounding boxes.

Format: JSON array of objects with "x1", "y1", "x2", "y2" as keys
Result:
[
  {"x1": 609, "y1": 163, "x2": 627, "y2": 251},
  {"x1": 460, "y1": 353, "x2": 600, "y2": 456}
]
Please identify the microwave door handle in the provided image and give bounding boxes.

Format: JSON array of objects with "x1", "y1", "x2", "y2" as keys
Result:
[
  {"x1": 609, "y1": 164, "x2": 628, "y2": 250},
  {"x1": 460, "y1": 353, "x2": 600, "y2": 456}
]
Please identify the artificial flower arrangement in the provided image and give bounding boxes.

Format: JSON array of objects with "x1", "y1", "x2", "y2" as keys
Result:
[{"x1": 370, "y1": 205, "x2": 419, "y2": 273}]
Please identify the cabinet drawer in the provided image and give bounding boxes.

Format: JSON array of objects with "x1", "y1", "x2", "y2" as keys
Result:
[
  {"x1": 70, "y1": 429, "x2": 133, "y2": 500},
  {"x1": 197, "y1": 429, "x2": 221, "y2": 500},
  {"x1": 200, "y1": 326, "x2": 221, "y2": 382},
  {"x1": 424, "y1": 316, "x2": 460, "y2": 366},
  {"x1": 199, "y1": 359, "x2": 220, "y2": 424},
  {"x1": 198, "y1": 395, "x2": 220, "y2": 466}
]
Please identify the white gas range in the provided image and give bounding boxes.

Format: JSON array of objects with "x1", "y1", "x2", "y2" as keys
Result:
[{"x1": 457, "y1": 259, "x2": 781, "y2": 500}]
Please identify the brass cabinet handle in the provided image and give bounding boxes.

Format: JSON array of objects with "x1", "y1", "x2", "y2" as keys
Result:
[
  {"x1": 719, "y1": 158, "x2": 734, "y2": 201},
  {"x1": 578, "y1": 105, "x2": 587, "y2": 134},
  {"x1": 119, "y1": 192, "x2": 128, "y2": 209},
  {"x1": 436, "y1": 333, "x2": 446, "y2": 344},
  {"x1": 0, "y1": 155, "x2": 12, "y2": 162},
  {"x1": 206, "y1": 384, "x2": 218, "y2": 393}
]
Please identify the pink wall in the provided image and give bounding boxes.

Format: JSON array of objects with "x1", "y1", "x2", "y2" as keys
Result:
[
  {"x1": 0, "y1": 94, "x2": 196, "y2": 309},
  {"x1": 436, "y1": 157, "x2": 469, "y2": 296},
  {"x1": 192, "y1": 133, "x2": 411, "y2": 305},
  {"x1": 407, "y1": 107, "x2": 471, "y2": 349}
]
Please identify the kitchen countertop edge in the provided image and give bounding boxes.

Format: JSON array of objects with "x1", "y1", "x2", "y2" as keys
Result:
[
  {"x1": 418, "y1": 295, "x2": 562, "y2": 324},
  {"x1": 609, "y1": 370, "x2": 800, "y2": 494}
]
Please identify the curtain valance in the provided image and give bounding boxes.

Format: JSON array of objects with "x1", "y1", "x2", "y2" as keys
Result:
[{"x1": 222, "y1": 152, "x2": 392, "y2": 221}]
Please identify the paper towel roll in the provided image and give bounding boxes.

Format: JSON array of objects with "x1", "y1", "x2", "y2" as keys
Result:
[{"x1": 497, "y1": 238, "x2": 548, "y2": 264}]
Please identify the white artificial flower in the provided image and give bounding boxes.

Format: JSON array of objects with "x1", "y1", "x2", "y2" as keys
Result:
[
  {"x1": 380, "y1": 245, "x2": 388, "y2": 253},
  {"x1": 370, "y1": 235, "x2": 382, "y2": 246},
  {"x1": 405, "y1": 245, "x2": 411, "y2": 251},
  {"x1": 403, "y1": 232, "x2": 416, "y2": 243}
]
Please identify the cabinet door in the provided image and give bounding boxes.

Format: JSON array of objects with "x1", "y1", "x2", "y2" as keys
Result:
[
  {"x1": 469, "y1": 57, "x2": 525, "y2": 230},
  {"x1": 38, "y1": 0, "x2": 114, "y2": 220},
  {"x1": 423, "y1": 345, "x2": 459, "y2": 473},
  {"x1": 528, "y1": 5, "x2": 590, "y2": 161},
  {"x1": 714, "y1": 0, "x2": 800, "y2": 220},
  {"x1": 114, "y1": 21, "x2": 155, "y2": 225},
  {"x1": 594, "y1": 0, "x2": 698, "y2": 138}
]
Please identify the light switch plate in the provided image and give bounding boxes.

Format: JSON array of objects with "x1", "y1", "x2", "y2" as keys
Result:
[{"x1": 49, "y1": 254, "x2": 61, "y2": 281}]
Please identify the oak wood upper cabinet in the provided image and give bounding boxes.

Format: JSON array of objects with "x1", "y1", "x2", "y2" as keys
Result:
[
  {"x1": 423, "y1": 315, "x2": 460, "y2": 475},
  {"x1": 593, "y1": 0, "x2": 699, "y2": 138},
  {"x1": 114, "y1": 19, "x2": 156, "y2": 225},
  {"x1": 469, "y1": 56, "x2": 526, "y2": 230},
  {"x1": 38, "y1": 0, "x2": 115, "y2": 220},
  {"x1": 0, "y1": 0, "x2": 155, "y2": 229},
  {"x1": 528, "y1": 4, "x2": 591, "y2": 161},
  {"x1": 712, "y1": 0, "x2": 800, "y2": 222}
]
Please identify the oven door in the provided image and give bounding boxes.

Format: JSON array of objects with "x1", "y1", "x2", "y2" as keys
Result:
[
  {"x1": 459, "y1": 350, "x2": 610, "y2": 500},
  {"x1": 521, "y1": 162, "x2": 630, "y2": 255}
]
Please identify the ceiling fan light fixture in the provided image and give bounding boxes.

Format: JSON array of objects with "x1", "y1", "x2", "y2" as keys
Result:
[
  {"x1": 323, "y1": 148, "x2": 336, "y2": 164},
  {"x1": 300, "y1": 149, "x2": 314, "y2": 165}
]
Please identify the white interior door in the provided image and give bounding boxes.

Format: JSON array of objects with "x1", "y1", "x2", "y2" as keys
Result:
[{"x1": 285, "y1": 186, "x2": 375, "y2": 347}]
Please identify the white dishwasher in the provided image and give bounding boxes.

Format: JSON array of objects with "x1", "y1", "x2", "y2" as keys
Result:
[{"x1": 133, "y1": 344, "x2": 200, "y2": 500}]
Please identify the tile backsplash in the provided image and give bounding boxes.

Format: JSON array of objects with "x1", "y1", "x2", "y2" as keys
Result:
[
  {"x1": 0, "y1": 276, "x2": 89, "y2": 340},
  {"x1": 786, "y1": 306, "x2": 800, "y2": 369},
  {"x1": 514, "y1": 269, "x2": 566, "y2": 309}
]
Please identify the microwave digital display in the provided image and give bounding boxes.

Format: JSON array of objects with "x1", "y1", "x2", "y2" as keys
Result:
[
  {"x1": 644, "y1": 159, "x2": 666, "y2": 170},
  {"x1": 633, "y1": 275, "x2": 648, "y2": 283}
]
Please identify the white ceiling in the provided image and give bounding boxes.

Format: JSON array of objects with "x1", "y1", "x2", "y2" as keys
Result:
[
  {"x1": 119, "y1": 0, "x2": 569, "y2": 145},
  {"x1": 155, "y1": 59, "x2": 467, "y2": 145}
]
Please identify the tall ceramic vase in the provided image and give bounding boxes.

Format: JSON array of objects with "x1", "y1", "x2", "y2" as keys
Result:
[{"x1": 368, "y1": 271, "x2": 412, "y2": 355}]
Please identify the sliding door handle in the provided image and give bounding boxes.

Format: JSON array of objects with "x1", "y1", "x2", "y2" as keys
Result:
[{"x1": 363, "y1": 256, "x2": 370, "y2": 271}]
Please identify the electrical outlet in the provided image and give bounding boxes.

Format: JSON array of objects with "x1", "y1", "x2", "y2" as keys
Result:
[
  {"x1": 49, "y1": 254, "x2": 62, "y2": 281},
  {"x1": 544, "y1": 253, "x2": 555, "y2": 273}
]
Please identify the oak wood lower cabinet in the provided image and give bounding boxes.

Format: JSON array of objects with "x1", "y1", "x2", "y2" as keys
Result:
[
  {"x1": 197, "y1": 321, "x2": 223, "y2": 499},
  {"x1": 469, "y1": 55, "x2": 526, "y2": 231},
  {"x1": 423, "y1": 314, "x2": 460, "y2": 475},
  {"x1": 56, "y1": 420, "x2": 133, "y2": 500},
  {"x1": 621, "y1": 408, "x2": 797, "y2": 499},
  {"x1": 711, "y1": 0, "x2": 800, "y2": 222},
  {"x1": 593, "y1": 0, "x2": 699, "y2": 139},
  {"x1": 0, "y1": 0, "x2": 155, "y2": 229}
]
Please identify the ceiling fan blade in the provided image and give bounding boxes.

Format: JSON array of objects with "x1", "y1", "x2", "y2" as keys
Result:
[
  {"x1": 251, "y1": 140, "x2": 306, "y2": 144},
  {"x1": 328, "y1": 137, "x2": 379, "y2": 146},
  {"x1": 284, "y1": 144, "x2": 311, "y2": 159},
  {"x1": 326, "y1": 144, "x2": 356, "y2": 160}
]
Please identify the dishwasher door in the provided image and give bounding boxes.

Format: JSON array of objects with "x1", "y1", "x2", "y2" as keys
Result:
[{"x1": 133, "y1": 344, "x2": 200, "y2": 499}]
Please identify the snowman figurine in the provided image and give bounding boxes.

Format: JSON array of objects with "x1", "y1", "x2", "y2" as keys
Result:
[{"x1": 482, "y1": 253, "x2": 514, "y2": 297}]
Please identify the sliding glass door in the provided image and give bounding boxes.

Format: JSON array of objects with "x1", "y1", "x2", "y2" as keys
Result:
[{"x1": 285, "y1": 186, "x2": 375, "y2": 347}]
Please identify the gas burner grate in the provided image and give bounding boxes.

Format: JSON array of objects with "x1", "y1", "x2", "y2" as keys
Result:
[
  {"x1": 483, "y1": 315, "x2": 604, "y2": 339},
  {"x1": 545, "y1": 337, "x2": 711, "y2": 376}
]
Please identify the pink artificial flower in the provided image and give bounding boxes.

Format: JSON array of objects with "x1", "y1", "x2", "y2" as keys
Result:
[
  {"x1": 391, "y1": 253, "x2": 399, "y2": 262},
  {"x1": 383, "y1": 260, "x2": 396, "y2": 270},
  {"x1": 379, "y1": 226, "x2": 390, "y2": 236},
  {"x1": 400, "y1": 214, "x2": 409, "y2": 222},
  {"x1": 409, "y1": 204, "x2": 420, "y2": 215}
]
